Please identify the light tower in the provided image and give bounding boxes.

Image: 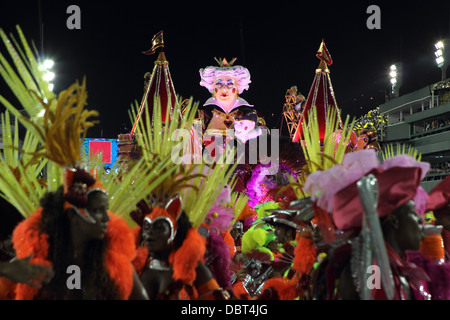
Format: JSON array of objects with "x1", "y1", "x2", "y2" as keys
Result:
[
  {"x1": 435, "y1": 39, "x2": 449, "y2": 81},
  {"x1": 388, "y1": 63, "x2": 402, "y2": 99}
]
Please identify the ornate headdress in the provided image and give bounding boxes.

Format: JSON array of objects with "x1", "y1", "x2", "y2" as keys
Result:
[
  {"x1": 21, "y1": 77, "x2": 107, "y2": 224},
  {"x1": 62, "y1": 167, "x2": 107, "y2": 223},
  {"x1": 332, "y1": 163, "x2": 427, "y2": 231},
  {"x1": 143, "y1": 196, "x2": 182, "y2": 243},
  {"x1": 0, "y1": 26, "x2": 111, "y2": 223}
]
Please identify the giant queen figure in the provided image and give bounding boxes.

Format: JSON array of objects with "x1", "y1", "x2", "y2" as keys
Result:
[{"x1": 198, "y1": 58, "x2": 262, "y2": 160}]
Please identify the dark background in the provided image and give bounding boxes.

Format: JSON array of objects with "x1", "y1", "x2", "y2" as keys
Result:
[{"x1": 0, "y1": 1, "x2": 449, "y2": 138}]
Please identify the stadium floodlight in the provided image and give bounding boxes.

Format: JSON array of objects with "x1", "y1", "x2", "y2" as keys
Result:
[
  {"x1": 435, "y1": 41, "x2": 444, "y2": 50},
  {"x1": 388, "y1": 63, "x2": 402, "y2": 99},
  {"x1": 435, "y1": 41, "x2": 445, "y2": 68},
  {"x1": 436, "y1": 56, "x2": 445, "y2": 66},
  {"x1": 389, "y1": 64, "x2": 398, "y2": 85},
  {"x1": 434, "y1": 39, "x2": 449, "y2": 80}
]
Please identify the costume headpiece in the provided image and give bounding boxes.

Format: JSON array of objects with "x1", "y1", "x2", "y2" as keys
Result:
[
  {"x1": 264, "y1": 197, "x2": 314, "y2": 224},
  {"x1": 331, "y1": 153, "x2": 429, "y2": 231},
  {"x1": 241, "y1": 227, "x2": 276, "y2": 262},
  {"x1": 214, "y1": 57, "x2": 237, "y2": 67},
  {"x1": 138, "y1": 193, "x2": 207, "y2": 286},
  {"x1": 304, "y1": 149, "x2": 380, "y2": 213},
  {"x1": 0, "y1": 26, "x2": 108, "y2": 223},
  {"x1": 304, "y1": 149, "x2": 430, "y2": 227},
  {"x1": 30, "y1": 78, "x2": 105, "y2": 224},
  {"x1": 143, "y1": 196, "x2": 182, "y2": 243},
  {"x1": 332, "y1": 166, "x2": 424, "y2": 231},
  {"x1": 303, "y1": 149, "x2": 429, "y2": 244},
  {"x1": 199, "y1": 58, "x2": 251, "y2": 94},
  {"x1": 63, "y1": 167, "x2": 107, "y2": 224}
]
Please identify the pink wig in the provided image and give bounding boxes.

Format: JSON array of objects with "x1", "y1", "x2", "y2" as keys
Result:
[{"x1": 199, "y1": 65, "x2": 251, "y2": 94}]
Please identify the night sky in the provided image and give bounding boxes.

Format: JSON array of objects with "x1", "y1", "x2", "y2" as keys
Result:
[{"x1": 0, "y1": 1, "x2": 449, "y2": 138}]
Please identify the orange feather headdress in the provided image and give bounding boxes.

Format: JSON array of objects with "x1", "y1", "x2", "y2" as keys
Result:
[{"x1": 142, "y1": 195, "x2": 206, "y2": 285}]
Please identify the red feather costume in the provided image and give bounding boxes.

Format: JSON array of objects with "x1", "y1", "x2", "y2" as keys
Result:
[{"x1": 12, "y1": 209, "x2": 136, "y2": 300}]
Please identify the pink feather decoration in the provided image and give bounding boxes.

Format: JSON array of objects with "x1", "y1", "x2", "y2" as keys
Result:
[
  {"x1": 380, "y1": 154, "x2": 430, "y2": 180},
  {"x1": 206, "y1": 184, "x2": 234, "y2": 233},
  {"x1": 207, "y1": 230, "x2": 233, "y2": 290},
  {"x1": 407, "y1": 250, "x2": 450, "y2": 300},
  {"x1": 304, "y1": 149, "x2": 380, "y2": 212}
]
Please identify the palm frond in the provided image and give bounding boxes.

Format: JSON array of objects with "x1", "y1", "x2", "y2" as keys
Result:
[
  {"x1": 381, "y1": 143, "x2": 421, "y2": 161},
  {"x1": 0, "y1": 111, "x2": 48, "y2": 217},
  {"x1": 132, "y1": 96, "x2": 237, "y2": 228},
  {"x1": 284, "y1": 107, "x2": 356, "y2": 198}
]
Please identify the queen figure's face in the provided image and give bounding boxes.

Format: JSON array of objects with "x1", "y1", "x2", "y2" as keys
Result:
[{"x1": 213, "y1": 76, "x2": 238, "y2": 105}]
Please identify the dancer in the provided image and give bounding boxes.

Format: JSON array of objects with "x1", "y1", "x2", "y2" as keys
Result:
[
  {"x1": 305, "y1": 151, "x2": 431, "y2": 300},
  {"x1": 12, "y1": 172, "x2": 149, "y2": 300},
  {"x1": 138, "y1": 197, "x2": 229, "y2": 300}
]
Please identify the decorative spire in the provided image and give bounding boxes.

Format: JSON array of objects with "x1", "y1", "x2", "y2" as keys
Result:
[
  {"x1": 130, "y1": 31, "x2": 177, "y2": 134},
  {"x1": 292, "y1": 39, "x2": 343, "y2": 143},
  {"x1": 315, "y1": 39, "x2": 333, "y2": 70}
]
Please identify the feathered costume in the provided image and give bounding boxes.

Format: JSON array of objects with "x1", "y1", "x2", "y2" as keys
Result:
[
  {"x1": 406, "y1": 175, "x2": 450, "y2": 300},
  {"x1": 12, "y1": 209, "x2": 135, "y2": 299},
  {"x1": 306, "y1": 147, "x2": 434, "y2": 300},
  {"x1": 0, "y1": 26, "x2": 161, "y2": 300}
]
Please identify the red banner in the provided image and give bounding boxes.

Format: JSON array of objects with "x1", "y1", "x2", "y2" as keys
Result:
[
  {"x1": 142, "y1": 30, "x2": 164, "y2": 55},
  {"x1": 316, "y1": 39, "x2": 333, "y2": 66}
]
